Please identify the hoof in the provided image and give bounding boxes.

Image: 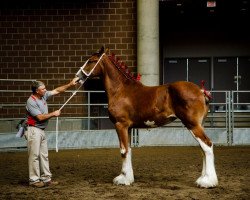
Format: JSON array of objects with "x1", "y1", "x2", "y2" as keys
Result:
[
  {"x1": 196, "y1": 175, "x2": 218, "y2": 188},
  {"x1": 113, "y1": 174, "x2": 134, "y2": 186}
]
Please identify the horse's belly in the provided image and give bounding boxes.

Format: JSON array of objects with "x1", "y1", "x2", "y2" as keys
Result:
[{"x1": 135, "y1": 114, "x2": 177, "y2": 128}]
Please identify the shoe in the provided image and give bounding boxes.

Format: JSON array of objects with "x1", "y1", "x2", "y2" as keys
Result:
[
  {"x1": 44, "y1": 180, "x2": 59, "y2": 187},
  {"x1": 30, "y1": 181, "x2": 45, "y2": 188}
]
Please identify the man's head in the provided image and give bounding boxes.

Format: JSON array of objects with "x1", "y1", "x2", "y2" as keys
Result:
[{"x1": 31, "y1": 81, "x2": 46, "y2": 96}]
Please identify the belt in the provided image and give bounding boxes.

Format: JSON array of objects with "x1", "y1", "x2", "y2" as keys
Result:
[{"x1": 28, "y1": 125, "x2": 45, "y2": 130}]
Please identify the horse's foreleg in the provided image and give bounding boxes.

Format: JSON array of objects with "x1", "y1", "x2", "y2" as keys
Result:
[
  {"x1": 113, "y1": 125, "x2": 134, "y2": 185},
  {"x1": 189, "y1": 125, "x2": 218, "y2": 188}
]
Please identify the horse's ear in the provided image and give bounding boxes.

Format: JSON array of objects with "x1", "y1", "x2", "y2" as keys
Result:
[
  {"x1": 105, "y1": 47, "x2": 110, "y2": 55},
  {"x1": 99, "y1": 46, "x2": 105, "y2": 54}
]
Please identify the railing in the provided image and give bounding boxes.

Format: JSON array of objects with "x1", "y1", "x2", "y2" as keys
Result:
[
  {"x1": 207, "y1": 91, "x2": 231, "y2": 144},
  {"x1": 0, "y1": 89, "x2": 250, "y2": 145},
  {"x1": 0, "y1": 90, "x2": 110, "y2": 131},
  {"x1": 231, "y1": 91, "x2": 250, "y2": 144}
]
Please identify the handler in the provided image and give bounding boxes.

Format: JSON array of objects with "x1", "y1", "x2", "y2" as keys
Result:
[{"x1": 24, "y1": 78, "x2": 79, "y2": 188}]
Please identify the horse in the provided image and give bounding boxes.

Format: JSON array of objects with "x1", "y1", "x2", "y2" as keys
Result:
[{"x1": 78, "y1": 46, "x2": 218, "y2": 188}]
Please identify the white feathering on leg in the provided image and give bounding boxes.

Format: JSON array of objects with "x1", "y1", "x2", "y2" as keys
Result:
[
  {"x1": 196, "y1": 138, "x2": 218, "y2": 188},
  {"x1": 113, "y1": 148, "x2": 134, "y2": 185}
]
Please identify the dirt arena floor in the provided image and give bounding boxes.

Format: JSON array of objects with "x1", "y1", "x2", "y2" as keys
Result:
[{"x1": 0, "y1": 146, "x2": 249, "y2": 200}]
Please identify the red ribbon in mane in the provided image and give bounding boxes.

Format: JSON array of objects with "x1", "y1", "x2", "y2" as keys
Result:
[
  {"x1": 201, "y1": 80, "x2": 212, "y2": 100},
  {"x1": 108, "y1": 53, "x2": 141, "y2": 81}
]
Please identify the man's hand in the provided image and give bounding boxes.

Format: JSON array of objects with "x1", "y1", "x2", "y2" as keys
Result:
[
  {"x1": 53, "y1": 110, "x2": 61, "y2": 117},
  {"x1": 70, "y1": 77, "x2": 80, "y2": 86},
  {"x1": 36, "y1": 110, "x2": 61, "y2": 121}
]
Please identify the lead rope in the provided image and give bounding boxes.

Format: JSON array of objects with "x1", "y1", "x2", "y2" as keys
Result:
[{"x1": 55, "y1": 82, "x2": 85, "y2": 152}]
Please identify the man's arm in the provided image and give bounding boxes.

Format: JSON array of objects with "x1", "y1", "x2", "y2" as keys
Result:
[
  {"x1": 51, "y1": 77, "x2": 79, "y2": 95},
  {"x1": 35, "y1": 110, "x2": 61, "y2": 121}
]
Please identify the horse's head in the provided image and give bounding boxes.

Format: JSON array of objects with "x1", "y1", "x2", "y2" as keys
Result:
[{"x1": 76, "y1": 47, "x2": 108, "y2": 82}]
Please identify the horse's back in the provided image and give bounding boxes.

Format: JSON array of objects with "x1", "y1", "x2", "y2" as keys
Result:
[
  {"x1": 168, "y1": 81, "x2": 200, "y2": 93},
  {"x1": 167, "y1": 81, "x2": 204, "y2": 101}
]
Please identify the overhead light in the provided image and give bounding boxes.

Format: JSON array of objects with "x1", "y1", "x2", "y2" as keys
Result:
[
  {"x1": 207, "y1": 1, "x2": 216, "y2": 8},
  {"x1": 218, "y1": 59, "x2": 227, "y2": 63},
  {"x1": 169, "y1": 60, "x2": 177, "y2": 64},
  {"x1": 198, "y1": 59, "x2": 208, "y2": 63}
]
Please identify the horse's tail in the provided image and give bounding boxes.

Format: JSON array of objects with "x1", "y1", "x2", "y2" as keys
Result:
[{"x1": 200, "y1": 80, "x2": 212, "y2": 104}]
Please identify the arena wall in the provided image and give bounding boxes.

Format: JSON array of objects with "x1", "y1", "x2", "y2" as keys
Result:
[
  {"x1": 1, "y1": 127, "x2": 250, "y2": 151},
  {"x1": 0, "y1": 0, "x2": 137, "y2": 118}
]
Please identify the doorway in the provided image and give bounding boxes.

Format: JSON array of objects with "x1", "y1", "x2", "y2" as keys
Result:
[
  {"x1": 163, "y1": 57, "x2": 211, "y2": 88},
  {"x1": 163, "y1": 56, "x2": 250, "y2": 110}
]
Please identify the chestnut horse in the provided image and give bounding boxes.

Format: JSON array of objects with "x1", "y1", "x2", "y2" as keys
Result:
[{"x1": 79, "y1": 47, "x2": 218, "y2": 188}]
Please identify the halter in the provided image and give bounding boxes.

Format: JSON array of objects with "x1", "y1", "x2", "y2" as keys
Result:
[{"x1": 76, "y1": 53, "x2": 105, "y2": 83}]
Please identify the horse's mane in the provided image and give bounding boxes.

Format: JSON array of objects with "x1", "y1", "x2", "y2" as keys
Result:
[{"x1": 108, "y1": 53, "x2": 141, "y2": 82}]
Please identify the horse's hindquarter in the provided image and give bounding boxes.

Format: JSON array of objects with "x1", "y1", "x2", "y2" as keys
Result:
[
  {"x1": 168, "y1": 81, "x2": 206, "y2": 108},
  {"x1": 168, "y1": 81, "x2": 209, "y2": 126}
]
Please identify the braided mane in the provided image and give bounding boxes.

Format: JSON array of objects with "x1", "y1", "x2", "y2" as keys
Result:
[{"x1": 108, "y1": 53, "x2": 141, "y2": 81}]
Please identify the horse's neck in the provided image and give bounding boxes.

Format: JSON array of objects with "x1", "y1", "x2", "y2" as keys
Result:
[{"x1": 102, "y1": 56, "x2": 134, "y2": 98}]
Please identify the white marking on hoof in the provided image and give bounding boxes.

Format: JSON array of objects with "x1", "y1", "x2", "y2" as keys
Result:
[
  {"x1": 144, "y1": 120, "x2": 157, "y2": 128},
  {"x1": 113, "y1": 173, "x2": 134, "y2": 185},
  {"x1": 196, "y1": 175, "x2": 218, "y2": 188}
]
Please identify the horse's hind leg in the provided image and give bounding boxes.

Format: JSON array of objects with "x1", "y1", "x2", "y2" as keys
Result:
[
  {"x1": 189, "y1": 125, "x2": 218, "y2": 188},
  {"x1": 113, "y1": 123, "x2": 134, "y2": 185}
]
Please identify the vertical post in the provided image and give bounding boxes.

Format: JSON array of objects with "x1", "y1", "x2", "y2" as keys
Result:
[
  {"x1": 228, "y1": 91, "x2": 233, "y2": 145},
  {"x1": 88, "y1": 91, "x2": 90, "y2": 130},
  {"x1": 136, "y1": 129, "x2": 139, "y2": 146},
  {"x1": 226, "y1": 91, "x2": 230, "y2": 145},
  {"x1": 236, "y1": 57, "x2": 239, "y2": 109},
  {"x1": 131, "y1": 128, "x2": 139, "y2": 147},
  {"x1": 132, "y1": 129, "x2": 135, "y2": 147},
  {"x1": 211, "y1": 56, "x2": 214, "y2": 90},
  {"x1": 137, "y1": 0, "x2": 159, "y2": 86}
]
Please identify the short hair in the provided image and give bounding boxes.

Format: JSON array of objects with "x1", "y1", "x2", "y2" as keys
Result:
[{"x1": 31, "y1": 81, "x2": 45, "y2": 94}]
